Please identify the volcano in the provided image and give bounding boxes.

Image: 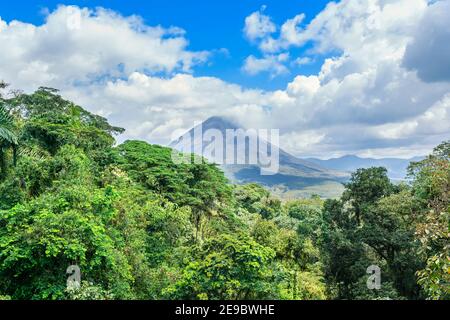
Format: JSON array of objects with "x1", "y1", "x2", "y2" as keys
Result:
[{"x1": 170, "y1": 116, "x2": 349, "y2": 198}]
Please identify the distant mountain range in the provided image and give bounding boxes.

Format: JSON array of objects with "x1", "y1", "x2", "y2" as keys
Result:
[
  {"x1": 306, "y1": 155, "x2": 424, "y2": 180},
  {"x1": 170, "y1": 117, "x2": 423, "y2": 198}
]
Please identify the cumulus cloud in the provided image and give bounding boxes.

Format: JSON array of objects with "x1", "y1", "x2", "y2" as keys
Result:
[
  {"x1": 240, "y1": 0, "x2": 450, "y2": 157},
  {"x1": 374, "y1": 94, "x2": 450, "y2": 140},
  {"x1": 1, "y1": 2, "x2": 449, "y2": 158},
  {"x1": 259, "y1": 14, "x2": 307, "y2": 53},
  {"x1": 242, "y1": 53, "x2": 289, "y2": 77},
  {"x1": 63, "y1": 72, "x2": 271, "y2": 145},
  {"x1": 403, "y1": 0, "x2": 450, "y2": 83},
  {"x1": 243, "y1": 0, "x2": 430, "y2": 78},
  {"x1": 0, "y1": 5, "x2": 208, "y2": 90},
  {"x1": 256, "y1": 0, "x2": 428, "y2": 55},
  {"x1": 243, "y1": 6, "x2": 276, "y2": 42}
]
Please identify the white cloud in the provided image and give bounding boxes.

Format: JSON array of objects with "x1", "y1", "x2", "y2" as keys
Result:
[
  {"x1": 287, "y1": 75, "x2": 320, "y2": 97},
  {"x1": 243, "y1": 6, "x2": 276, "y2": 41},
  {"x1": 1, "y1": 2, "x2": 450, "y2": 159},
  {"x1": 242, "y1": 53, "x2": 289, "y2": 77},
  {"x1": 293, "y1": 57, "x2": 313, "y2": 66},
  {"x1": 240, "y1": 0, "x2": 450, "y2": 157},
  {"x1": 262, "y1": 0, "x2": 428, "y2": 55},
  {"x1": 63, "y1": 72, "x2": 270, "y2": 145},
  {"x1": 0, "y1": 5, "x2": 208, "y2": 90},
  {"x1": 374, "y1": 94, "x2": 450, "y2": 139},
  {"x1": 281, "y1": 130, "x2": 326, "y2": 154},
  {"x1": 259, "y1": 14, "x2": 307, "y2": 53}
]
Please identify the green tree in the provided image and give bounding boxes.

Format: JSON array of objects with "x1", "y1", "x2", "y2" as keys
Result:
[
  {"x1": 320, "y1": 199, "x2": 367, "y2": 299},
  {"x1": 361, "y1": 191, "x2": 423, "y2": 298},
  {"x1": 342, "y1": 167, "x2": 394, "y2": 223},
  {"x1": 114, "y1": 140, "x2": 233, "y2": 242},
  {"x1": 165, "y1": 234, "x2": 276, "y2": 300},
  {"x1": 409, "y1": 141, "x2": 450, "y2": 299},
  {"x1": 235, "y1": 183, "x2": 281, "y2": 219},
  {"x1": 320, "y1": 168, "x2": 421, "y2": 299}
]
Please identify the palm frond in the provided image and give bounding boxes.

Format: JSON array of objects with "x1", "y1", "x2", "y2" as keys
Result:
[
  {"x1": 17, "y1": 145, "x2": 48, "y2": 162},
  {"x1": 0, "y1": 105, "x2": 18, "y2": 144},
  {"x1": 0, "y1": 104, "x2": 13, "y2": 124},
  {"x1": 0, "y1": 127, "x2": 17, "y2": 145}
]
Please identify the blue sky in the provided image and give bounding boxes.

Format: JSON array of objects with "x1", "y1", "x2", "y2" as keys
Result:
[
  {"x1": 0, "y1": 0, "x2": 449, "y2": 158},
  {"x1": 0, "y1": 0, "x2": 331, "y2": 90}
]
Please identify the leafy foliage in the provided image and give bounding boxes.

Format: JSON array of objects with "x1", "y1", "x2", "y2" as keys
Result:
[
  {"x1": 409, "y1": 141, "x2": 450, "y2": 299},
  {"x1": 0, "y1": 91, "x2": 18, "y2": 179},
  {"x1": 0, "y1": 87, "x2": 447, "y2": 300}
]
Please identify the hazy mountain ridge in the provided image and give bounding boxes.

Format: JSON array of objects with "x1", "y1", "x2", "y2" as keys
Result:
[{"x1": 306, "y1": 155, "x2": 425, "y2": 180}]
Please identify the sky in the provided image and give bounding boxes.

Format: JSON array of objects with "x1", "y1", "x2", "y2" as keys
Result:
[{"x1": 0, "y1": 0, "x2": 449, "y2": 158}]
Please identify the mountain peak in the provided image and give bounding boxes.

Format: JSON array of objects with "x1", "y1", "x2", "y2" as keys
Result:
[{"x1": 200, "y1": 116, "x2": 240, "y2": 132}]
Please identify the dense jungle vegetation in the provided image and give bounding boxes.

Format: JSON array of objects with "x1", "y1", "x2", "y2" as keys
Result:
[{"x1": 0, "y1": 85, "x2": 448, "y2": 300}]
